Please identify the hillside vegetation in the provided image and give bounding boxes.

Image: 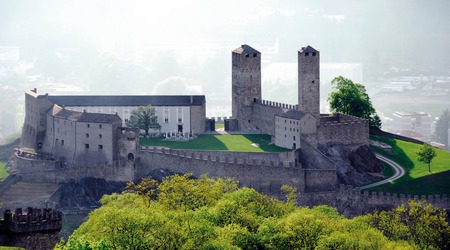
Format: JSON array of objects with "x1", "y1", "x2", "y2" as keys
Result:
[
  {"x1": 56, "y1": 175, "x2": 450, "y2": 249},
  {"x1": 370, "y1": 135, "x2": 450, "y2": 194}
]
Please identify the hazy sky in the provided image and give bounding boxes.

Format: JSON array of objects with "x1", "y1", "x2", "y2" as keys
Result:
[{"x1": 0, "y1": 0, "x2": 449, "y2": 138}]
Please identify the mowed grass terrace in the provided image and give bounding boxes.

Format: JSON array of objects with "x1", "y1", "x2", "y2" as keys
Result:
[
  {"x1": 140, "y1": 134, "x2": 290, "y2": 153},
  {"x1": 369, "y1": 135, "x2": 450, "y2": 195}
]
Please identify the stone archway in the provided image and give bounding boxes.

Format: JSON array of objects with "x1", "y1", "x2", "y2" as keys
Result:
[{"x1": 127, "y1": 153, "x2": 134, "y2": 161}]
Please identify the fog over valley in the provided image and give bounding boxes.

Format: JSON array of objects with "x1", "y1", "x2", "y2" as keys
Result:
[{"x1": 0, "y1": 0, "x2": 449, "y2": 143}]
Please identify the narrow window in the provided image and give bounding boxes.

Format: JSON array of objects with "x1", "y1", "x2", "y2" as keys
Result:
[
  {"x1": 99, "y1": 124, "x2": 102, "y2": 129},
  {"x1": 164, "y1": 107, "x2": 169, "y2": 123},
  {"x1": 61, "y1": 140, "x2": 64, "y2": 146},
  {"x1": 87, "y1": 124, "x2": 90, "y2": 128},
  {"x1": 312, "y1": 52, "x2": 316, "y2": 56},
  {"x1": 177, "y1": 107, "x2": 182, "y2": 123},
  {"x1": 86, "y1": 133, "x2": 89, "y2": 138},
  {"x1": 99, "y1": 134, "x2": 102, "y2": 139},
  {"x1": 85, "y1": 144, "x2": 89, "y2": 149},
  {"x1": 98, "y1": 145, "x2": 103, "y2": 150},
  {"x1": 293, "y1": 136, "x2": 296, "y2": 140}
]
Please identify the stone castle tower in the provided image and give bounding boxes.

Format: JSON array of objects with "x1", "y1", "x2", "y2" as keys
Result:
[
  {"x1": 298, "y1": 46, "x2": 320, "y2": 119},
  {"x1": 232, "y1": 44, "x2": 261, "y2": 131}
]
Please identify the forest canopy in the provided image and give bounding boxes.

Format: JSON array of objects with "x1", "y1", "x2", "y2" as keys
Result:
[{"x1": 56, "y1": 175, "x2": 450, "y2": 249}]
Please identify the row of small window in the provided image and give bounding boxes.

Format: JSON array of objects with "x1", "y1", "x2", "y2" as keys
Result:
[
  {"x1": 276, "y1": 125, "x2": 299, "y2": 132},
  {"x1": 85, "y1": 144, "x2": 103, "y2": 150},
  {"x1": 86, "y1": 124, "x2": 102, "y2": 129},
  {"x1": 284, "y1": 135, "x2": 296, "y2": 140},
  {"x1": 304, "y1": 52, "x2": 317, "y2": 57},
  {"x1": 86, "y1": 133, "x2": 102, "y2": 138}
]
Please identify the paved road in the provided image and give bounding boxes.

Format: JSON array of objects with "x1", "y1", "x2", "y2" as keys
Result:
[{"x1": 357, "y1": 153, "x2": 406, "y2": 190}]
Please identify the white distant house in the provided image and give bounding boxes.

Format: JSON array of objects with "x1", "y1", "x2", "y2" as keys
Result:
[{"x1": 391, "y1": 111, "x2": 433, "y2": 141}]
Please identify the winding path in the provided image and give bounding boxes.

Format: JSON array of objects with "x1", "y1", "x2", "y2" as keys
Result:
[{"x1": 356, "y1": 153, "x2": 406, "y2": 190}]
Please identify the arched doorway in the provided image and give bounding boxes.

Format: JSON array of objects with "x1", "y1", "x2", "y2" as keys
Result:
[{"x1": 127, "y1": 153, "x2": 134, "y2": 161}]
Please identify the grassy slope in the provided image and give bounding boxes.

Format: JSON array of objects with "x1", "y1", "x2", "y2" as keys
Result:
[
  {"x1": 370, "y1": 135, "x2": 450, "y2": 195},
  {"x1": 0, "y1": 161, "x2": 9, "y2": 180},
  {"x1": 140, "y1": 134, "x2": 290, "y2": 153}
]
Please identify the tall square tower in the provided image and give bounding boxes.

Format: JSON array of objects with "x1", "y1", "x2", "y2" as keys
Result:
[
  {"x1": 231, "y1": 44, "x2": 261, "y2": 131},
  {"x1": 298, "y1": 46, "x2": 320, "y2": 118}
]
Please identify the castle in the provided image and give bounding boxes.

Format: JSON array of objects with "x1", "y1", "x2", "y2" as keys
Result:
[{"x1": 14, "y1": 44, "x2": 370, "y2": 195}]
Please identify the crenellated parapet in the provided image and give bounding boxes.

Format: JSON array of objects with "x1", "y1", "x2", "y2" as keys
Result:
[
  {"x1": 1, "y1": 207, "x2": 62, "y2": 233},
  {"x1": 318, "y1": 114, "x2": 369, "y2": 147},
  {"x1": 139, "y1": 146, "x2": 299, "y2": 169},
  {"x1": 337, "y1": 184, "x2": 450, "y2": 209},
  {"x1": 254, "y1": 99, "x2": 299, "y2": 111}
]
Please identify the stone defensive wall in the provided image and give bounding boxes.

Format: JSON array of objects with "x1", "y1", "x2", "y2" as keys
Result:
[
  {"x1": 136, "y1": 147, "x2": 336, "y2": 193},
  {"x1": 252, "y1": 99, "x2": 298, "y2": 135},
  {"x1": 0, "y1": 207, "x2": 62, "y2": 233},
  {"x1": 13, "y1": 152, "x2": 135, "y2": 183},
  {"x1": 342, "y1": 185, "x2": 449, "y2": 209},
  {"x1": 299, "y1": 184, "x2": 449, "y2": 217},
  {"x1": 318, "y1": 114, "x2": 369, "y2": 147}
]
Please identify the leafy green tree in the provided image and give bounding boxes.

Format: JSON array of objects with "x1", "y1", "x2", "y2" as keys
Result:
[
  {"x1": 366, "y1": 200, "x2": 450, "y2": 249},
  {"x1": 328, "y1": 76, "x2": 381, "y2": 128},
  {"x1": 126, "y1": 105, "x2": 161, "y2": 136},
  {"x1": 57, "y1": 175, "x2": 430, "y2": 249},
  {"x1": 125, "y1": 177, "x2": 158, "y2": 207},
  {"x1": 432, "y1": 109, "x2": 450, "y2": 149},
  {"x1": 417, "y1": 143, "x2": 437, "y2": 173}
]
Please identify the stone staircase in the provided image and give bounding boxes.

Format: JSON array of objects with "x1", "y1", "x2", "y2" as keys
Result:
[{"x1": 0, "y1": 182, "x2": 60, "y2": 209}]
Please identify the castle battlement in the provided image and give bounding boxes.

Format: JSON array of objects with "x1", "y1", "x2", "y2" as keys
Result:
[
  {"x1": 338, "y1": 184, "x2": 450, "y2": 209},
  {"x1": 320, "y1": 120, "x2": 367, "y2": 127},
  {"x1": 1, "y1": 207, "x2": 62, "y2": 233},
  {"x1": 255, "y1": 99, "x2": 299, "y2": 111},
  {"x1": 139, "y1": 146, "x2": 298, "y2": 169}
]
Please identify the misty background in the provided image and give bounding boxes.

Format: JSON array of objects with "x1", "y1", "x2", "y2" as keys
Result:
[{"x1": 0, "y1": 0, "x2": 449, "y2": 143}]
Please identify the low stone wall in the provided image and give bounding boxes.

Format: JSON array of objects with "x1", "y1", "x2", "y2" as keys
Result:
[
  {"x1": 13, "y1": 153, "x2": 135, "y2": 183},
  {"x1": 304, "y1": 169, "x2": 338, "y2": 192},
  {"x1": 369, "y1": 127, "x2": 425, "y2": 145},
  {"x1": 318, "y1": 119, "x2": 369, "y2": 147},
  {"x1": 299, "y1": 184, "x2": 450, "y2": 217},
  {"x1": 137, "y1": 148, "x2": 305, "y2": 193}
]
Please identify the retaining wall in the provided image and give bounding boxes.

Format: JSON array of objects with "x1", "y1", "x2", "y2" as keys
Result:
[{"x1": 137, "y1": 147, "x2": 305, "y2": 193}]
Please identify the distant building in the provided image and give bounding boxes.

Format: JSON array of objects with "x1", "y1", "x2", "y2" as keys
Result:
[
  {"x1": 391, "y1": 111, "x2": 433, "y2": 141},
  {"x1": 0, "y1": 46, "x2": 20, "y2": 71}
]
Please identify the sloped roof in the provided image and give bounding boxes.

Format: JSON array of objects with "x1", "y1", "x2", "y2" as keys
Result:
[
  {"x1": 299, "y1": 45, "x2": 318, "y2": 53},
  {"x1": 77, "y1": 112, "x2": 122, "y2": 123},
  {"x1": 232, "y1": 44, "x2": 260, "y2": 55},
  {"x1": 276, "y1": 109, "x2": 309, "y2": 120},
  {"x1": 47, "y1": 95, "x2": 205, "y2": 107},
  {"x1": 52, "y1": 105, "x2": 121, "y2": 124}
]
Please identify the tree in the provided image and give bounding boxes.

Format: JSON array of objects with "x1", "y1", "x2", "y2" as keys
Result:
[
  {"x1": 126, "y1": 105, "x2": 161, "y2": 136},
  {"x1": 432, "y1": 109, "x2": 450, "y2": 149},
  {"x1": 417, "y1": 144, "x2": 437, "y2": 173},
  {"x1": 328, "y1": 76, "x2": 381, "y2": 128}
]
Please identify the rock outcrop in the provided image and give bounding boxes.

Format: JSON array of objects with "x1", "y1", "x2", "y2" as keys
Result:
[{"x1": 319, "y1": 145, "x2": 384, "y2": 187}]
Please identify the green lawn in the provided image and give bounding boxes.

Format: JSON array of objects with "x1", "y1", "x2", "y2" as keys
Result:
[
  {"x1": 0, "y1": 161, "x2": 9, "y2": 180},
  {"x1": 215, "y1": 123, "x2": 224, "y2": 129},
  {"x1": 140, "y1": 134, "x2": 290, "y2": 152},
  {"x1": 369, "y1": 135, "x2": 450, "y2": 195}
]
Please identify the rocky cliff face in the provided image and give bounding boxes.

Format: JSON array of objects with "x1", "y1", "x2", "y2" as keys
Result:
[
  {"x1": 319, "y1": 145, "x2": 384, "y2": 187},
  {"x1": 59, "y1": 177, "x2": 126, "y2": 209}
]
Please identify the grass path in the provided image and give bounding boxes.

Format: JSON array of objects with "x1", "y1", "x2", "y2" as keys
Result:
[
  {"x1": 140, "y1": 134, "x2": 290, "y2": 153},
  {"x1": 369, "y1": 135, "x2": 450, "y2": 195}
]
